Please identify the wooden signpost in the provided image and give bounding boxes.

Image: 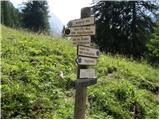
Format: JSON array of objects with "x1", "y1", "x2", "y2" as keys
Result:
[
  {"x1": 75, "y1": 78, "x2": 97, "y2": 88},
  {"x1": 79, "y1": 69, "x2": 96, "y2": 78},
  {"x1": 68, "y1": 16, "x2": 95, "y2": 27},
  {"x1": 76, "y1": 56, "x2": 97, "y2": 65},
  {"x1": 64, "y1": 25, "x2": 96, "y2": 36},
  {"x1": 64, "y1": 7, "x2": 99, "y2": 119},
  {"x1": 72, "y1": 36, "x2": 91, "y2": 46},
  {"x1": 77, "y1": 45, "x2": 100, "y2": 58}
]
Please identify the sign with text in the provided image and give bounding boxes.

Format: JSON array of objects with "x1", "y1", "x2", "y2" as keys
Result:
[
  {"x1": 80, "y1": 69, "x2": 96, "y2": 78},
  {"x1": 76, "y1": 56, "x2": 97, "y2": 65},
  {"x1": 68, "y1": 17, "x2": 95, "y2": 27},
  {"x1": 71, "y1": 36, "x2": 91, "y2": 46},
  {"x1": 64, "y1": 25, "x2": 95, "y2": 36},
  {"x1": 77, "y1": 45, "x2": 100, "y2": 58}
]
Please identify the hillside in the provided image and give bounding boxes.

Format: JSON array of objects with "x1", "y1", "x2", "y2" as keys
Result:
[{"x1": 1, "y1": 25, "x2": 159, "y2": 119}]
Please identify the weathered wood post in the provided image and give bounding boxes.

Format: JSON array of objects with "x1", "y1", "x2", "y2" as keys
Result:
[
  {"x1": 74, "y1": 7, "x2": 91, "y2": 119},
  {"x1": 63, "y1": 6, "x2": 99, "y2": 119}
]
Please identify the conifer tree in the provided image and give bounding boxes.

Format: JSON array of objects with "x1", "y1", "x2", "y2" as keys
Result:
[
  {"x1": 21, "y1": 0, "x2": 49, "y2": 33},
  {"x1": 146, "y1": 19, "x2": 159, "y2": 66},
  {"x1": 1, "y1": 1, "x2": 20, "y2": 27},
  {"x1": 92, "y1": 1, "x2": 158, "y2": 57}
]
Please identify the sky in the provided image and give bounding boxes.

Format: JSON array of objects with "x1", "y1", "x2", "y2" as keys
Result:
[{"x1": 10, "y1": 0, "x2": 93, "y2": 25}]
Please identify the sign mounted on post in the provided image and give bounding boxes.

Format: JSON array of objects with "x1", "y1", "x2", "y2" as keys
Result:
[
  {"x1": 76, "y1": 56, "x2": 97, "y2": 65},
  {"x1": 77, "y1": 45, "x2": 100, "y2": 58},
  {"x1": 72, "y1": 7, "x2": 99, "y2": 119},
  {"x1": 71, "y1": 36, "x2": 91, "y2": 46},
  {"x1": 64, "y1": 25, "x2": 95, "y2": 36},
  {"x1": 80, "y1": 69, "x2": 96, "y2": 78},
  {"x1": 68, "y1": 17, "x2": 95, "y2": 27}
]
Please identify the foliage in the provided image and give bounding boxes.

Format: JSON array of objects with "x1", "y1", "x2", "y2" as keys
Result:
[
  {"x1": 92, "y1": 1, "x2": 158, "y2": 58},
  {"x1": 1, "y1": 1, "x2": 21, "y2": 27},
  {"x1": 88, "y1": 54, "x2": 158, "y2": 118},
  {"x1": 146, "y1": 20, "x2": 159, "y2": 66},
  {"x1": 1, "y1": 25, "x2": 159, "y2": 118},
  {"x1": 21, "y1": 0, "x2": 49, "y2": 33}
]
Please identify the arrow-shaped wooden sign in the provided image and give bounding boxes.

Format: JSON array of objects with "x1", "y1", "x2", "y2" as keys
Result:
[
  {"x1": 76, "y1": 56, "x2": 97, "y2": 65},
  {"x1": 77, "y1": 45, "x2": 100, "y2": 58},
  {"x1": 67, "y1": 16, "x2": 95, "y2": 27},
  {"x1": 71, "y1": 36, "x2": 91, "y2": 46},
  {"x1": 64, "y1": 25, "x2": 95, "y2": 37}
]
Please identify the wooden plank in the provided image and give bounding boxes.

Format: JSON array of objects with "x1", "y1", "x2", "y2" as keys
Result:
[
  {"x1": 77, "y1": 45, "x2": 100, "y2": 58},
  {"x1": 80, "y1": 69, "x2": 96, "y2": 78},
  {"x1": 76, "y1": 56, "x2": 97, "y2": 65},
  {"x1": 71, "y1": 36, "x2": 91, "y2": 46},
  {"x1": 74, "y1": 7, "x2": 92, "y2": 119},
  {"x1": 65, "y1": 25, "x2": 95, "y2": 36},
  {"x1": 68, "y1": 16, "x2": 95, "y2": 27},
  {"x1": 75, "y1": 78, "x2": 97, "y2": 88}
]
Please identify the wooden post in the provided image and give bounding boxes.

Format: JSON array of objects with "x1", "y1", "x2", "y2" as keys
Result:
[{"x1": 74, "y1": 7, "x2": 91, "y2": 119}]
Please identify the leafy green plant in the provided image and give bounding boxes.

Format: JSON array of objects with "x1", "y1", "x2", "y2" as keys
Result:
[{"x1": 1, "y1": 25, "x2": 158, "y2": 119}]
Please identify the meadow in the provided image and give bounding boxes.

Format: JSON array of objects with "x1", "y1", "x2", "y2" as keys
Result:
[{"x1": 1, "y1": 25, "x2": 159, "y2": 118}]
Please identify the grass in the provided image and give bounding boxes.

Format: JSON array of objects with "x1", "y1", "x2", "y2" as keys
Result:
[{"x1": 1, "y1": 25, "x2": 159, "y2": 118}]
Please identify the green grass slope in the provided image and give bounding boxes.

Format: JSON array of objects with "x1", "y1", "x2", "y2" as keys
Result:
[{"x1": 1, "y1": 25, "x2": 159, "y2": 119}]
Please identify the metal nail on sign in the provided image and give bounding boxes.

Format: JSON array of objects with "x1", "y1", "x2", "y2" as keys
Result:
[
  {"x1": 76, "y1": 56, "x2": 97, "y2": 65},
  {"x1": 68, "y1": 16, "x2": 95, "y2": 27},
  {"x1": 71, "y1": 36, "x2": 91, "y2": 46},
  {"x1": 64, "y1": 25, "x2": 95, "y2": 36},
  {"x1": 77, "y1": 45, "x2": 100, "y2": 58}
]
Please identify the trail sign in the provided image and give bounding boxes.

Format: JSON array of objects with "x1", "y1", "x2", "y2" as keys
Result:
[
  {"x1": 64, "y1": 25, "x2": 95, "y2": 36},
  {"x1": 80, "y1": 69, "x2": 96, "y2": 78},
  {"x1": 73, "y1": 7, "x2": 98, "y2": 119},
  {"x1": 71, "y1": 36, "x2": 91, "y2": 46},
  {"x1": 77, "y1": 45, "x2": 100, "y2": 58},
  {"x1": 76, "y1": 56, "x2": 97, "y2": 65},
  {"x1": 68, "y1": 17, "x2": 95, "y2": 27}
]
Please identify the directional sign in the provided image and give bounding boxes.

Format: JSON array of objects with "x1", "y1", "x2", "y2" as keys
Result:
[
  {"x1": 77, "y1": 45, "x2": 100, "y2": 58},
  {"x1": 71, "y1": 36, "x2": 91, "y2": 46},
  {"x1": 80, "y1": 69, "x2": 96, "y2": 78},
  {"x1": 76, "y1": 56, "x2": 97, "y2": 65},
  {"x1": 64, "y1": 25, "x2": 95, "y2": 36},
  {"x1": 68, "y1": 17, "x2": 95, "y2": 27}
]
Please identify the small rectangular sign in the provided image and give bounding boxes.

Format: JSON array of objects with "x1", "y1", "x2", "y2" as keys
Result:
[
  {"x1": 76, "y1": 56, "x2": 97, "y2": 65},
  {"x1": 65, "y1": 25, "x2": 95, "y2": 36},
  {"x1": 68, "y1": 17, "x2": 95, "y2": 27},
  {"x1": 80, "y1": 69, "x2": 96, "y2": 78},
  {"x1": 77, "y1": 45, "x2": 100, "y2": 58},
  {"x1": 74, "y1": 78, "x2": 97, "y2": 88},
  {"x1": 71, "y1": 36, "x2": 91, "y2": 46}
]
